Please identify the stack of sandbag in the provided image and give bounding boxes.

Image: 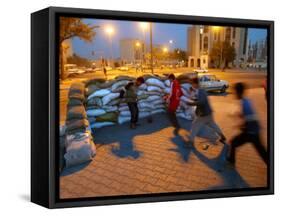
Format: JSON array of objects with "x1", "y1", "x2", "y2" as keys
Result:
[
  {"x1": 85, "y1": 74, "x2": 196, "y2": 129},
  {"x1": 176, "y1": 82, "x2": 196, "y2": 120},
  {"x1": 85, "y1": 76, "x2": 135, "y2": 129},
  {"x1": 63, "y1": 82, "x2": 96, "y2": 168}
]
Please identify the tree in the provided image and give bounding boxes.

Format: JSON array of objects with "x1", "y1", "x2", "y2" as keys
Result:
[
  {"x1": 210, "y1": 41, "x2": 236, "y2": 69},
  {"x1": 59, "y1": 17, "x2": 98, "y2": 79}
]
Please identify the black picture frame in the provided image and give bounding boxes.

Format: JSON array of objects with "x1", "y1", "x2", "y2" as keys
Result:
[{"x1": 31, "y1": 6, "x2": 274, "y2": 208}]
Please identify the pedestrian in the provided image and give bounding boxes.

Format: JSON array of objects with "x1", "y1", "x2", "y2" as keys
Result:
[
  {"x1": 103, "y1": 67, "x2": 107, "y2": 79},
  {"x1": 165, "y1": 73, "x2": 183, "y2": 135},
  {"x1": 123, "y1": 77, "x2": 145, "y2": 129},
  {"x1": 226, "y1": 82, "x2": 268, "y2": 166},
  {"x1": 186, "y1": 77, "x2": 226, "y2": 149}
]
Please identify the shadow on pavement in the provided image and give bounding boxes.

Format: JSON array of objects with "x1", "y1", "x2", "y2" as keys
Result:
[{"x1": 60, "y1": 161, "x2": 91, "y2": 177}]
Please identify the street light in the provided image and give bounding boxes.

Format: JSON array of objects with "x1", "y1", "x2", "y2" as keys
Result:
[
  {"x1": 104, "y1": 26, "x2": 115, "y2": 66},
  {"x1": 212, "y1": 26, "x2": 223, "y2": 70}
]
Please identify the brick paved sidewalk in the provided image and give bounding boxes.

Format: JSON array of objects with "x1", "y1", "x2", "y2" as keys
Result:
[{"x1": 60, "y1": 88, "x2": 267, "y2": 199}]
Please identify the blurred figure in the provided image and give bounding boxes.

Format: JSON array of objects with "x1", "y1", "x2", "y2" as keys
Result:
[
  {"x1": 186, "y1": 78, "x2": 226, "y2": 149},
  {"x1": 123, "y1": 77, "x2": 145, "y2": 129},
  {"x1": 103, "y1": 67, "x2": 107, "y2": 79},
  {"x1": 165, "y1": 74, "x2": 183, "y2": 135},
  {"x1": 226, "y1": 82, "x2": 268, "y2": 166}
]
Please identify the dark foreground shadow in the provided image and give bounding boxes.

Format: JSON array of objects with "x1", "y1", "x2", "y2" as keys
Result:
[
  {"x1": 60, "y1": 161, "x2": 91, "y2": 177},
  {"x1": 168, "y1": 117, "x2": 249, "y2": 189},
  {"x1": 94, "y1": 113, "x2": 173, "y2": 159}
]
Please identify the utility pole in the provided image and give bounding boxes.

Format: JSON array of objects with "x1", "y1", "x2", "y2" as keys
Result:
[{"x1": 150, "y1": 23, "x2": 154, "y2": 74}]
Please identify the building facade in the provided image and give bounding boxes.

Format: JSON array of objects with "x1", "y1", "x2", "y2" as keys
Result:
[
  {"x1": 120, "y1": 39, "x2": 144, "y2": 63},
  {"x1": 187, "y1": 25, "x2": 248, "y2": 68}
]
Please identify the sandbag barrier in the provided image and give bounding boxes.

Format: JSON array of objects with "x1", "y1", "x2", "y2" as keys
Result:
[
  {"x1": 60, "y1": 82, "x2": 96, "y2": 170},
  {"x1": 85, "y1": 74, "x2": 196, "y2": 130}
]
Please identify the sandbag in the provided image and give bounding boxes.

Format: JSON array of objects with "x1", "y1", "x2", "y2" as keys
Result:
[
  {"x1": 88, "y1": 89, "x2": 111, "y2": 100},
  {"x1": 86, "y1": 109, "x2": 106, "y2": 117},
  {"x1": 111, "y1": 80, "x2": 130, "y2": 92},
  {"x1": 164, "y1": 79, "x2": 171, "y2": 87},
  {"x1": 87, "y1": 97, "x2": 103, "y2": 107},
  {"x1": 118, "y1": 116, "x2": 131, "y2": 124},
  {"x1": 108, "y1": 98, "x2": 121, "y2": 106},
  {"x1": 91, "y1": 122, "x2": 115, "y2": 129},
  {"x1": 85, "y1": 78, "x2": 106, "y2": 88},
  {"x1": 119, "y1": 105, "x2": 129, "y2": 111},
  {"x1": 146, "y1": 95, "x2": 162, "y2": 101},
  {"x1": 68, "y1": 98, "x2": 83, "y2": 107},
  {"x1": 145, "y1": 78, "x2": 165, "y2": 89},
  {"x1": 147, "y1": 85, "x2": 162, "y2": 92},
  {"x1": 164, "y1": 87, "x2": 171, "y2": 94},
  {"x1": 151, "y1": 109, "x2": 165, "y2": 115},
  {"x1": 120, "y1": 110, "x2": 131, "y2": 117},
  {"x1": 102, "y1": 92, "x2": 120, "y2": 105},
  {"x1": 152, "y1": 99, "x2": 164, "y2": 106},
  {"x1": 103, "y1": 105, "x2": 118, "y2": 112},
  {"x1": 64, "y1": 144, "x2": 93, "y2": 168},
  {"x1": 138, "y1": 83, "x2": 147, "y2": 90},
  {"x1": 115, "y1": 75, "x2": 135, "y2": 81},
  {"x1": 139, "y1": 111, "x2": 150, "y2": 118},
  {"x1": 181, "y1": 83, "x2": 192, "y2": 91},
  {"x1": 67, "y1": 105, "x2": 86, "y2": 120},
  {"x1": 138, "y1": 102, "x2": 153, "y2": 109},
  {"x1": 96, "y1": 112, "x2": 118, "y2": 123},
  {"x1": 85, "y1": 84, "x2": 99, "y2": 96}
]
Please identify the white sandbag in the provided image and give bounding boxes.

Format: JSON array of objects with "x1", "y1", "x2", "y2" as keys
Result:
[
  {"x1": 151, "y1": 109, "x2": 165, "y2": 115},
  {"x1": 119, "y1": 103, "x2": 128, "y2": 107},
  {"x1": 176, "y1": 112, "x2": 193, "y2": 120},
  {"x1": 102, "y1": 92, "x2": 120, "y2": 105},
  {"x1": 145, "y1": 78, "x2": 165, "y2": 89},
  {"x1": 181, "y1": 87, "x2": 189, "y2": 97},
  {"x1": 86, "y1": 109, "x2": 106, "y2": 117},
  {"x1": 119, "y1": 105, "x2": 129, "y2": 111},
  {"x1": 152, "y1": 99, "x2": 164, "y2": 106},
  {"x1": 164, "y1": 79, "x2": 171, "y2": 87},
  {"x1": 139, "y1": 111, "x2": 150, "y2": 118},
  {"x1": 88, "y1": 89, "x2": 111, "y2": 100},
  {"x1": 147, "y1": 85, "x2": 162, "y2": 93},
  {"x1": 164, "y1": 87, "x2": 171, "y2": 94},
  {"x1": 147, "y1": 95, "x2": 162, "y2": 101},
  {"x1": 139, "y1": 108, "x2": 151, "y2": 112},
  {"x1": 154, "y1": 104, "x2": 165, "y2": 109},
  {"x1": 181, "y1": 83, "x2": 192, "y2": 91},
  {"x1": 108, "y1": 98, "x2": 120, "y2": 106},
  {"x1": 111, "y1": 80, "x2": 129, "y2": 92},
  {"x1": 118, "y1": 116, "x2": 131, "y2": 124},
  {"x1": 64, "y1": 134, "x2": 94, "y2": 168},
  {"x1": 143, "y1": 91, "x2": 163, "y2": 96},
  {"x1": 60, "y1": 125, "x2": 66, "y2": 137},
  {"x1": 138, "y1": 101, "x2": 153, "y2": 109},
  {"x1": 64, "y1": 146, "x2": 92, "y2": 168},
  {"x1": 137, "y1": 90, "x2": 145, "y2": 96},
  {"x1": 138, "y1": 83, "x2": 147, "y2": 90},
  {"x1": 119, "y1": 110, "x2": 131, "y2": 117},
  {"x1": 91, "y1": 122, "x2": 115, "y2": 129},
  {"x1": 180, "y1": 95, "x2": 194, "y2": 103},
  {"x1": 103, "y1": 106, "x2": 118, "y2": 112}
]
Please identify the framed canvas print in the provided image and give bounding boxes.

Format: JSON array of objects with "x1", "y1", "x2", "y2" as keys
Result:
[{"x1": 31, "y1": 6, "x2": 274, "y2": 208}]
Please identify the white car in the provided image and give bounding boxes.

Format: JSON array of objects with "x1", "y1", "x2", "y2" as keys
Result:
[
  {"x1": 194, "y1": 67, "x2": 208, "y2": 73},
  {"x1": 198, "y1": 74, "x2": 229, "y2": 93},
  {"x1": 117, "y1": 66, "x2": 129, "y2": 71}
]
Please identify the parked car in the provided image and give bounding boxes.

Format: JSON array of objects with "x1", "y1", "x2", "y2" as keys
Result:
[
  {"x1": 194, "y1": 67, "x2": 208, "y2": 73},
  {"x1": 117, "y1": 66, "x2": 129, "y2": 71},
  {"x1": 198, "y1": 74, "x2": 229, "y2": 93}
]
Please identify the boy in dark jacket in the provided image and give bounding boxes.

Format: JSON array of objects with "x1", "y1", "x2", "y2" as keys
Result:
[
  {"x1": 123, "y1": 77, "x2": 145, "y2": 129},
  {"x1": 186, "y1": 78, "x2": 226, "y2": 148}
]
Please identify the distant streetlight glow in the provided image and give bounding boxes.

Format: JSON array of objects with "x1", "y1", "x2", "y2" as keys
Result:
[
  {"x1": 105, "y1": 26, "x2": 114, "y2": 35},
  {"x1": 139, "y1": 22, "x2": 149, "y2": 31},
  {"x1": 136, "y1": 41, "x2": 141, "y2": 47},
  {"x1": 163, "y1": 47, "x2": 168, "y2": 53},
  {"x1": 169, "y1": 40, "x2": 173, "y2": 44}
]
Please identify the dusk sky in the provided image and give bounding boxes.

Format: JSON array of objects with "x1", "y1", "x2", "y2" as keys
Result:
[{"x1": 72, "y1": 18, "x2": 267, "y2": 59}]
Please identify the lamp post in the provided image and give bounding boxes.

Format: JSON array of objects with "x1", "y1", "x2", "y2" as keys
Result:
[
  {"x1": 105, "y1": 26, "x2": 114, "y2": 66},
  {"x1": 213, "y1": 26, "x2": 223, "y2": 70}
]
